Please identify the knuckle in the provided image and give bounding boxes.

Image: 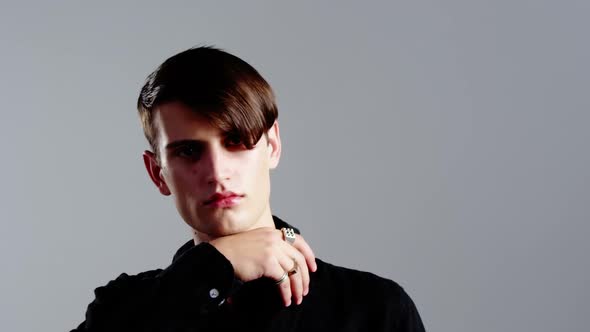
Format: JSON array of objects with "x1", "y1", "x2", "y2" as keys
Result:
[
  {"x1": 262, "y1": 244, "x2": 275, "y2": 257},
  {"x1": 262, "y1": 254, "x2": 275, "y2": 269},
  {"x1": 263, "y1": 236, "x2": 275, "y2": 247},
  {"x1": 294, "y1": 252, "x2": 305, "y2": 263}
]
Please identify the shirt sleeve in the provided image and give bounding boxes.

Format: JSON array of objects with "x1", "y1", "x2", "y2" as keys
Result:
[{"x1": 71, "y1": 242, "x2": 235, "y2": 331}]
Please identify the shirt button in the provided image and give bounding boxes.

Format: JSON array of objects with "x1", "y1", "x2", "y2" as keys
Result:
[{"x1": 209, "y1": 288, "x2": 220, "y2": 299}]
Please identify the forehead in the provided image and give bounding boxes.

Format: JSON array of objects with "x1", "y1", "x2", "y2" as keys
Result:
[{"x1": 153, "y1": 101, "x2": 221, "y2": 144}]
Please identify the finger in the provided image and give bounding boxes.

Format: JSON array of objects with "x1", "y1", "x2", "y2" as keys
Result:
[
  {"x1": 278, "y1": 231, "x2": 311, "y2": 296},
  {"x1": 270, "y1": 260, "x2": 292, "y2": 307},
  {"x1": 278, "y1": 252, "x2": 303, "y2": 305},
  {"x1": 277, "y1": 230, "x2": 317, "y2": 273},
  {"x1": 282, "y1": 243, "x2": 309, "y2": 299},
  {"x1": 290, "y1": 264, "x2": 303, "y2": 305},
  {"x1": 283, "y1": 255, "x2": 303, "y2": 305},
  {"x1": 278, "y1": 276, "x2": 292, "y2": 307},
  {"x1": 276, "y1": 230, "x2": 312, "y2": 296},
  {"x1": 293, "y1": 234, "x2": 317, "y2": 273}
]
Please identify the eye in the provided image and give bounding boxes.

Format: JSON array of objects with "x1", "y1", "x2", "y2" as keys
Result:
[
  {"x1": 225, "y1": 135, "x2": 244, "y2": 148},
  {"x1": 175, "y1": 146, "x2": 201, "y2": 159}
]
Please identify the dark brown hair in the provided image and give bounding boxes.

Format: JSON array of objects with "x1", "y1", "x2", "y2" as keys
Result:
[{"x1": 137, "y1": 46, "x2": 278, "y2": 159}]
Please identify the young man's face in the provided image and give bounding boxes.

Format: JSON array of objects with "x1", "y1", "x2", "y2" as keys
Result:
[{"x1": 143, "y1": 101, "x2": 281, "y2": 241}]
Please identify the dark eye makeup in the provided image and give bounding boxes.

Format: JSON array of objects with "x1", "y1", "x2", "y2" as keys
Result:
[{"x1": 174, "y1": 145, "x2": 202, "y2": 159}]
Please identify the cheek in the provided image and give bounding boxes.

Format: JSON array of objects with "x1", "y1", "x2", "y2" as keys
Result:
[
  {"x1": 244, "y1": 151, "x2": 267, "y2": 176},
  {"x1": 163, "y1": 166, "x2": 198, "y2": 194},
  {"x1": 248, "y1": 155, "x2": 271, "y2": 195},
  {"x1": 229, "y1": 157, "x2": 261, "y2": 195}
]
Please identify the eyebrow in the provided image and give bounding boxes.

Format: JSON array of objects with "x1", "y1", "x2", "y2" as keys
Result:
[{"x1": 164, "y1": 139, "x2": 206, "y2": 151}]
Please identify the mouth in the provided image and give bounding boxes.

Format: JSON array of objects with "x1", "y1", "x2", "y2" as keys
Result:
[{"x1": 204, "y1": 192, "x2": 244, "y2": 207}]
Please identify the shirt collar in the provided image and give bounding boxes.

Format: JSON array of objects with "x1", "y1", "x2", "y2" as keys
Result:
[{"x1": 172, "y1": 215, "x2": 300, "y2": 263}]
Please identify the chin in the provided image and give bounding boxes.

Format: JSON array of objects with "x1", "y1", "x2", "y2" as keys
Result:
[{"x1": 197, "y1": 209, "x2": 253, "y2": 236}]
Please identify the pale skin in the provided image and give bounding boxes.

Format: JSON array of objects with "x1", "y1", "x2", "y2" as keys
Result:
[{"x1": 143, "y1": 101, "x2": 317, "y2": 306}]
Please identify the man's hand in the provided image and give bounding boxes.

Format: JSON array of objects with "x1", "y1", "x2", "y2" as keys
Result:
[{"x1": 209, "y1": 228, "x2": 317, "y2": 307}]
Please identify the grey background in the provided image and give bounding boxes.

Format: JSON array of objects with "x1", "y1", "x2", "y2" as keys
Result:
[{"x1": 1, "y1": 1, "x2": 588, "y2": 331}]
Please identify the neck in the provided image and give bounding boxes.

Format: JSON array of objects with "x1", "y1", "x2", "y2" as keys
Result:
[{"x1": 192, "y1": 205, "x2": 275, "y2": 244}]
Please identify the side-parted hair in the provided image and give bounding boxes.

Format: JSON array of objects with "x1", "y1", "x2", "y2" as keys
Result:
[{"x1": 137, "y1": 46, "x2": 278, "y2": 159}]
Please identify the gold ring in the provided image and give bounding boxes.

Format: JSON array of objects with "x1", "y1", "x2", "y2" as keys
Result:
[{"x1": 288, "y1": 259, "x2": 298, "y2": 276}]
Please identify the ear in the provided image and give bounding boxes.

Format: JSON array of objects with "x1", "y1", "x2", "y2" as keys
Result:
[
  {"x1": 267, "y1": 120, "x2": 282, "y2": 169},
  {"x1": 143, "y1": 150, "x2": 171, "y2": 196}
]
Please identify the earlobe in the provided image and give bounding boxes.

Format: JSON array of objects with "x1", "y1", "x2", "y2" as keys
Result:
[{"x1": 143, "y1": 151, "x2": 171, "y2": 196}]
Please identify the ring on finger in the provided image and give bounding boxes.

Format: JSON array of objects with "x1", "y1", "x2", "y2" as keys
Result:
[
  {"x1": 275, "y1": 271, "x2": 289, "y2": 285},
  {"x1": 281, "y1": 227, "x2": 296, "y2": 245},
  {"x1": 288, "y1": 259, "x2": 298, "y2": 276}
]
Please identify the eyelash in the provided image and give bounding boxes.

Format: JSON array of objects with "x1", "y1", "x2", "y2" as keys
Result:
[
  {"x1": 175, "y1": 146, "x2": 200, "y2": 158},
  {"x1": 225, "y1": 137, "x2": 243, "y2": 147},
  {"x1": 174, "y1": 138, "x2": 247, "y2": 159}
]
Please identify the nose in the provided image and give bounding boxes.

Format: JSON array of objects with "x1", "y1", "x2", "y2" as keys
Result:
[{"x1": 202, "y1": 144, "x2": 231, "y2": 185}]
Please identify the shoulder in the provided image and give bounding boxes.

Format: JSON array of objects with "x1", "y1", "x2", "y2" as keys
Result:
[
  {"x1": 314, "y1": 258, "x2": 405, "y2": 293},
  {"x1": 306, "y1": 259, "x2": 425, "y2": 330},
  {"x1": 311, "y1": 258, "x2": 417, "y2": 313}
]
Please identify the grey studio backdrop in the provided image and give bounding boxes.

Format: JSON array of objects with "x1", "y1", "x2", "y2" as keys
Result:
[{"x1": 1, "y1": 1, "x2": 588, "y2": 331}]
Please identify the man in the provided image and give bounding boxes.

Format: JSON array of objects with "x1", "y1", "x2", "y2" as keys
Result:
[{"x1": 72, "y1": 46, "x2": 425, "y2": 331}]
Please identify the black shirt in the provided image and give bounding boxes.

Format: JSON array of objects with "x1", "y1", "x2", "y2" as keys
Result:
[{"x1": 72, "y1": 216, "x2": 425, "y2": 331}]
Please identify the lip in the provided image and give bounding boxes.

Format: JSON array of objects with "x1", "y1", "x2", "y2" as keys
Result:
[{"x1": 204, "y1": 191, "x2": 243, "y2": 207}]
